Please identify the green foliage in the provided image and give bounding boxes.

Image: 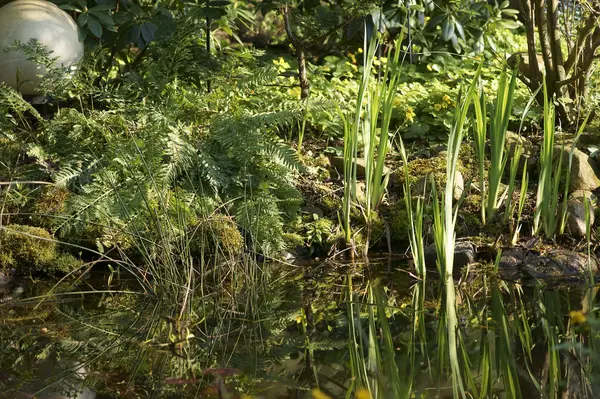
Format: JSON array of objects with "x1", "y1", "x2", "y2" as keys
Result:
[{"x1": 378, "y1": 0, "x2": 521, "y2": 57}]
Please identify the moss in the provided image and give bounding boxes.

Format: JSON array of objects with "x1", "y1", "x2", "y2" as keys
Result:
[
  {"x1": 190, "y1": 214, "x2": 244, "y2": 257},
  {"x1": 29, "y1": 186, "x2": 70, "y2": 229},
  {"x1": 396, "y1": 154, "x2": 469, "y2": 196},
  {"x1": 0, "y1": 224, "x2": 55, "y2": 270},
  {"x1": 321, "y1": 194, "x2": 342, "y2": 213},
  {"x1": 53, "y1": 253, "x2": 83, "y2": 274},
  {"x1": 389, "y1": 202, "x2": 411, "y2": 243},
  {"x1": 0, "y1": 224, "x2": 80, "y2": 275},
  {"x1": 282, "y1": 232, "x2": 305, "y2": 249},
  {"x1": 456, "y1": 211, "x2": 483, "y2": 236}
]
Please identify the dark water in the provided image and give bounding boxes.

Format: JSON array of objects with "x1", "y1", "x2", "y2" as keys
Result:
[{"x1": 0, "y1": 258, "x2": 598, "y2": 399}]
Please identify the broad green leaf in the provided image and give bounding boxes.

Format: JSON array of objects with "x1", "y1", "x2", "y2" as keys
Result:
[
  {"x1": 88, "y1": 17, "x2": 103, "y2": 38},
  {"x1": 78, "y1": 13, "x2": 89, "y2": 27},
  {"x1": 140, "y1": 22, "x2": 158, "y2": 44},
  {"x1": 89, "y1": 10, "x2": 114, "y2": 26},
  {"x1": 441, "y1": 18, "x2": 455, "y2": 42}
]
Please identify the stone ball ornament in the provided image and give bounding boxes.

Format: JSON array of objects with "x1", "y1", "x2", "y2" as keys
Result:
[{"x1": 0, "y1": 0, "x2": 84, "y2": 95}]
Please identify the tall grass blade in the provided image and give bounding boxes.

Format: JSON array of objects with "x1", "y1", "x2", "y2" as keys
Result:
[
  {"x1": 472, "y1": 88, "x2": 487, "y2": 223},
  {"x1": 486, "y1": 64, "x2": 518, "y2": 221}
]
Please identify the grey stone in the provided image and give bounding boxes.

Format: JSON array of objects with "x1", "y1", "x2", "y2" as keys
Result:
[
  {"x1": 554, "y1": 146, "x2": 600, "y2": 192},
  {"x1": 566, "y1": 199, "x2": 595, "y2": 238},
  {"x1": 569, "y1": 189, "x2": 596, "y2": 201},
  {"x1": 424, "y1": 241, "x2": 476, "y2": 271},
  {"x1": 504, "y1": 131, "x2": 536, "y2": 175},
  {"x1": 302, "y1": 205, "x2": 324, "y2": 218},
  {"x1": 500, "y1": 247, "x2": 598, "y2": 279}
]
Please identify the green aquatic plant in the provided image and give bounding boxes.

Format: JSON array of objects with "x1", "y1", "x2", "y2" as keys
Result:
[
  {"x1": 472, "y1": 88, "x2": 487, "y2": 223},
  {"x1": 473, "y1": 64, "x2": 518, "y2": 224},
  {"x1": 559, "y1": 114, "x2": 591, "y2": 235},
  {"x1": 340, "y1": 34, "x2": 403, "y2": 255},
  {"x1": 399, "y1": 137, "x2": 426, "y2": 278},
  {"x1": 486, "y1": 65, "x2": 518, "y2": 221},
  {"x1": 433, "y1": 66, "x2": 481, "y2": 277},
  {"x1": 534, "y1": 79, "x2": 561, "y2": 238},
  {"x1": 511, "y1": 166, "x2": 529, "y2": 245},
  {"x1": 504, "y1": 141, "x2": 523, "y2": 225}
]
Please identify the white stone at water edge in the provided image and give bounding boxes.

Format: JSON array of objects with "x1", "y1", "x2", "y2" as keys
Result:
[{"x1": 0, "y1": 0, "x2": 84, "y2": 95}]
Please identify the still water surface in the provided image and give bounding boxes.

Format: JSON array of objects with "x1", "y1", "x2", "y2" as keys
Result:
[{"x1": 0, "y1": 257, "x2": 598, "y2": 398}]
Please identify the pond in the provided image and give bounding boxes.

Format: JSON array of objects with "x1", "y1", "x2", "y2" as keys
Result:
[{"x1": 0, "y1": 256, "x2": 598, "y2": 399}]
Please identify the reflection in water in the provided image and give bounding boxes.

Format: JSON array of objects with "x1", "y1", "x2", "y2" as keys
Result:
[{"x1": 0, "y1": 260, "x2": 598, "y2": 398}]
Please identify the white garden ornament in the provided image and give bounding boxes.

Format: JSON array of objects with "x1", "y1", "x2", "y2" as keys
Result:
[{"x1": 0, "y1": 0, "x2": 84, "y2": 95}]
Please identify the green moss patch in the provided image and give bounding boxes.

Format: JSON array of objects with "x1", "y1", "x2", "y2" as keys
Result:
[
  {"x1": 0, "y1": 224, "x2": 81, "y2": 275},
  {"x1": 189, "y1": 214, "x2": 244, "y2": 258}
]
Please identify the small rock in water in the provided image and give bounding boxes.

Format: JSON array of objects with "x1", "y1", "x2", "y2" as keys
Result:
[
  {"x1": 566, "y1": 199, "x2": 595, "y2": 238},
  {"x1": 424, "y1": 241, "x2": 475, "y2": 271},
  {"x1": 499, "y1": 248, "x2": 598, "y2": 279}
]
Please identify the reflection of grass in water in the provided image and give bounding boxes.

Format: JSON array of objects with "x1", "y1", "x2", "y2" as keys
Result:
[
  {"x1": 343, "y1": 268, "x2": 600, "y2": 399},
  {"x1": 0, "y1": 173, "x2": 278, "y2": 396}
]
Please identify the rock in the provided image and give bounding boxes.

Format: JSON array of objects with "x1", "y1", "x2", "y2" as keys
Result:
[
  {"x1": 566, "y1": 200, "x2": 595, "y2": 238},
  {"x1": 413, "y1": 170, "x2": 464, "y2": 201},
  {"x1": 497, "y1": 247, "x2": 526, "y2": 280},
  {"x1": 504, "y1": 131, "x2": 536, "y2": 175},
  {"x1": 424, "y1": 241, "x2": 476, "y2": 271},
  {"x1": 569, "y1": 190, "x2": 597, "y2": 202},
  {"x1": 499, "y1": 247, "x2": 598, "y2": 279},
  {"x1": 302, "y1": 205, "x2": 324, "y2": 218},
  {"x1": 554, "y1": 146, "x2": 600, "y2": 192},
  {"x1": 328, "y1": 156, "x2": 390, "y2": 178}
]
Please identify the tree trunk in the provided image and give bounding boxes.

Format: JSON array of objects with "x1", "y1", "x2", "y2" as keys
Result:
[
  {"x1": 518, "y1": 0, "x2": 600, "y2": 128},
  {"x1": 283, "y1": 5, "x2": 310, "y2": 100},
  {"x1": 296, "y1": 46, "x2": 310, "y2": 99}
]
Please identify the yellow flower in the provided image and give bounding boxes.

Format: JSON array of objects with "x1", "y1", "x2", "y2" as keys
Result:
[
  {"x1": 357, "y1": 47, "x2": 363, "y2": 53},
  {"x1": 427, "y1": 64, "x2": 433, "y2": 71},
  {"x1": 355, "y1": 388, "x2": 372, "y2": 399},
  {"x1": 442, "y1": 94, "x2": 452, "y2": 103},
  {"x1": 312, "y1": 388, "x2": 332, "y2": 399},
  {"x1": 405, "y1": 106, "x2": 416, "y2": 123},
  {"x1": 273, "y1": 57, "x2": 291, "y2": 72},
  {"x1": 434, "y1": 103, "x2": 442, "y2": 111},
  {"x1": 296, "y1": 315, "x2": 303, "y2": 324},
  {"x1": 348, "y1": 52, "x2": 357, "y2": 64},
  {"x1": 570, "y1": 310, "x2": 587, "y2": 325},
  {"x1": 288, "y1": 87, "x2": 301, "y2": 98}
]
